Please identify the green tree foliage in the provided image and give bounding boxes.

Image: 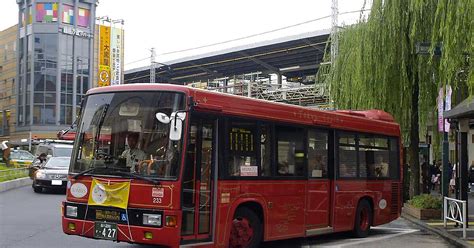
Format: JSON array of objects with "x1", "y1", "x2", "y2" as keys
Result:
[{"x1": 328, "y1": 0, "x2": 473, "y2": 197}]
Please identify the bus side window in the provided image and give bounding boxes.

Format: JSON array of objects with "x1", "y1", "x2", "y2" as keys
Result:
[
  {"x1": 389, "y1": 137, "x2": 400, "y2": 179},
  {"x1": 227, "y1": 121, "x2": 258, "y2": 177},
  {"x1": 260, "y1": 124, "x2": 272, "y2": 177},
  {"x1": 308, "y1": 130, "x2": 328, "y2": 178},
  {"x1": 276, "y1": 126, "x2": 305, "y2": 177},
  {"x1": 338, "y1": 133, "x2": 357, "y2": 178}
]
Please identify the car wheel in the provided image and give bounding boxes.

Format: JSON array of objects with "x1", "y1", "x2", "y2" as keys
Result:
[{"x1": 33, "y1": 186, "x2": 42, "y2": 193}]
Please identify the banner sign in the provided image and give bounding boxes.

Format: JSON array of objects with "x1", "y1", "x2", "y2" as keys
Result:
[
  {"x1": 98, "y1": 25, "x2": 111, "y2": 87},
  {"x1": 88, "y1": 178, "x2": 130, "y2": 209},
  {"x1": 444, "y1": 85, "x2": 452, "y2": 131},
  {"x1": 437, "y1": 87, "x2": 444, "y2": 132},
  {"x1": 110, "y1": 27, "x2": 123, "y2": 85}
]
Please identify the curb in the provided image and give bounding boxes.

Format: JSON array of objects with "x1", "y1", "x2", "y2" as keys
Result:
[
  {"x1": 401, "y1": 212, "x2": 472, "y2": 247},
  {"x1": 0, "y1": 177, "x2": 31, "y2": 193}
]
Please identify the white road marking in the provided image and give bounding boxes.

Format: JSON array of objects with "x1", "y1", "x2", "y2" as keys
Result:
[{"x1": 305, "y1": 227, "x2": 419, "y2": 248}]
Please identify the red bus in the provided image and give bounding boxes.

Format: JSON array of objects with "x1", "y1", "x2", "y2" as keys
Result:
[{"x1": 62, "y1": 83, "x2": 402, "y2": 248}]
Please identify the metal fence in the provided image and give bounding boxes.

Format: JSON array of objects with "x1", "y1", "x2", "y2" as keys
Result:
[
  {"x1": 0, "y1": 167, "x2": 29, "y2": 181},
  {"x1": 444, "y1": 196, "x2": 467, "y2": 238}
]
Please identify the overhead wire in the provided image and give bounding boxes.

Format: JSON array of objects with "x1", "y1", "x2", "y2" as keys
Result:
[
  {"x1": 157, "y1": 9, "x2": 371, "y2": 57},
  {"x1": 125, "y1": 8, "x2": 371, "y2": 82}
]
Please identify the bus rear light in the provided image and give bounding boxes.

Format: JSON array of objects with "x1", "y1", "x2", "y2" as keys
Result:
[
  {"x1": 68, "y1": 222, "x2": 76, "y2": 231},
  {"x1": 144, "y1": 231, "x2": 153, "y2": 240},
  {"x1": 165, "y1": 216, "x2": 177, "y2": 227}
]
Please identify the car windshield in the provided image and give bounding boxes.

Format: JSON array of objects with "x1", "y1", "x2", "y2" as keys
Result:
[
  {"x1": 45, "y1": 157, "x2": 71, "y2": 168},
  {"x1": 55, "y1": 147, "x2": 72, "y2": 157},
  {"x1": 70, "y1": 91, "x2": 186, "y2": 180},
  {"x1": 10, "y1": 151, "x2": 34, "y2": 160}
]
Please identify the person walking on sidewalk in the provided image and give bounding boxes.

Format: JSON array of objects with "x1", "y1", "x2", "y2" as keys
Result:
[{"x1": 421, "y1": 156, "x2": 431, "y2": 194}]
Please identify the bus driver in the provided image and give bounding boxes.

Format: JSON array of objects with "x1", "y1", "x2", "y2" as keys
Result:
[{"x1": 121, "y1": 132, "x2": 147, "y2": 173}]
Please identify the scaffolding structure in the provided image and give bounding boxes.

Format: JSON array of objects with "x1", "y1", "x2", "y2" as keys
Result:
[{"x1": 188, "y1": 72, "x2": 330, "y2": 108}]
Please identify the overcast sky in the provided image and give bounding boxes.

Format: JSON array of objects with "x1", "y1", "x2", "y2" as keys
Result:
[{"x1": 0, "y1": 0, "x2": 371, "y2": 70}]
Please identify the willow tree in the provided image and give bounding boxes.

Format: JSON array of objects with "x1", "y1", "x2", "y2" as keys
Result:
[{"x1": 328, "y1": 0, "x2": 473, "y2": 197}]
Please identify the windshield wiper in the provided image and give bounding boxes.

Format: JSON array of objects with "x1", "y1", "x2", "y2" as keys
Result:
[
  {"x1": 71, "y1": 164, "x2": 127, "y2": 179},
  {"x1": 93, "y1": 104, "x2": 109, "y2": 157},
  {"x1": 72, "y1": 166, "x2": 100, "y2": 179},
  {"x1": 113, "y1": 171, "x2": 160, "y2": 185},
  {"x1": 72, "y1": 166, "x2": 160, "y2": 185}
]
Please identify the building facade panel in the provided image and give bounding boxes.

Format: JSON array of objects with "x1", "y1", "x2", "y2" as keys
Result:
[{"x1": 1, "y1": 0, "x2": 98, "y2": 144}]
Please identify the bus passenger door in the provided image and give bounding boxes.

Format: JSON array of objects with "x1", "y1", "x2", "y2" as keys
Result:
[
  {"x1": 305, "y1": 129, "x2": 332, "y2": 235},
  {"x1": 181, "y1": 117, "x2": 216, "y2": 244}
]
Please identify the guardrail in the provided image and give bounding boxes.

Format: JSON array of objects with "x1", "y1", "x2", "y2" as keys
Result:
[
  {"x1": 444, "y1": 197, "x2": 467, "y2": 238},
  {"x1": 0, "y1": 167, "x2": 29, "y2": 181}
]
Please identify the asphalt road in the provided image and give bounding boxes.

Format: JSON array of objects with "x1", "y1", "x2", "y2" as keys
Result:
[{"x1": 0, "y1": 184, "x2": 453, "y2": 248}]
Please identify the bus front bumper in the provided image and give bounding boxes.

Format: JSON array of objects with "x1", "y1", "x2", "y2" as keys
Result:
[{"x1": 62, "y1": 215, "x2": 181, "y2": 247}]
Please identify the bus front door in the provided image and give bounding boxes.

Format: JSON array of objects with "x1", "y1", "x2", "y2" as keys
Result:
[{"x1": 181, "y1": 118, "x2": 216, "y2": 244}]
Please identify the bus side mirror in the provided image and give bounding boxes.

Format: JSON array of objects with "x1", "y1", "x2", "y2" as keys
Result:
[{"x1": 169, "y1": 112, "x2": 186, "y2": 141}]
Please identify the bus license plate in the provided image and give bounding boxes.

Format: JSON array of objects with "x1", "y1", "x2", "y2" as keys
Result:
[{"x1": 94, "y1": 222, "x2": 117, "y2": 240}]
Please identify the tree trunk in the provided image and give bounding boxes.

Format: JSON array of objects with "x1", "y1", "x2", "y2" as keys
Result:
[{"x1": 409, "y1": 68, "x2": 421, "y2": 198}]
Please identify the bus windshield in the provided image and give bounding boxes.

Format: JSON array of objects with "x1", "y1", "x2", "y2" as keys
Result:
[{"x1": 70, "y1": 91, "x2": 186, "y2": 180}]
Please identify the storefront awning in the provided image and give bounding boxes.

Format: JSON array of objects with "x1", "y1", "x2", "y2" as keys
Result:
[{"x1": 444, "y1": 97, "x2": 474, "y2": 119}]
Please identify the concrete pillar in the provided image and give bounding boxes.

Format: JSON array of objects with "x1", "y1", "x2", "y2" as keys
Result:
[{"x1": 277, "y1": 73, "x2": 282, "y2": 88}]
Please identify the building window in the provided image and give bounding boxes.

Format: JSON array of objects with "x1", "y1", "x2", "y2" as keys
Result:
[
  {"x1": 36, "y1": 3, "x2": 58, "y2": 23},
  {"x1": 77, "y1": 8, "x2": 90, "y2": 27},
  {"x1": 0, "y1": 111, "x2": 3, "y2": 136},
  {"x1": 20, "y1": 8, "x2": 25, "y2": 27},
  {"x1": 62, "y1": 4, "x2": 75, "y2": 24},
  {"x1": 3, "y1": 110, "x2": 10, "y2": 135},
  {"x1": 28, "y1": 5, "x2": 33, "y2": 25}
]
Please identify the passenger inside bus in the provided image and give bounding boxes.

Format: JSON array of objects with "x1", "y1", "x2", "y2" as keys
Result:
[
  {"x1": 278, "y1": 162, "x2": 290, "y2": 175},
  {"x1": 308, "y1": 148, "x2": 326, "y2": 177},
  {"x1": 374, "y1": 155, "x2": 389, "y2": 177}
]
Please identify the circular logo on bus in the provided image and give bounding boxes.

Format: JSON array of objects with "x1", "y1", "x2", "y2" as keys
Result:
[
  {"x1": 91, "y1": 184, "x2": 107, "y2": 204},
  {"x1": 379, "y1": 199, "x2": 387, "y2": 210},
  {"x1": 70, "y1": 183, "x2": 88, "y2": 198}
]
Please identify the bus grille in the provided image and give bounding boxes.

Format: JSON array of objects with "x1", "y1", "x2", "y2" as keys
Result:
[{"x1": 391, "y1": 183, "x2": 399, "y2": 214}]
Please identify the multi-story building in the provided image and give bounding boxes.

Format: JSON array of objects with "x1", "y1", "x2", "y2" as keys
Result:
[
  {"x1": 0, "y1": 0, "x2": 123, "y2": 148},
  {"x1": 0, "y1": 25, "x2": 17, "y2": 140},
  {"x1": 13, "y1": 0, "x2": 97, "y2": 143}
]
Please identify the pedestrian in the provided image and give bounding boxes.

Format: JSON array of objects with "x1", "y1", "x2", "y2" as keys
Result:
[
  {"x1": 430, "y1": 161, "x2": 437, "y2": 190},
  {"x1": 421, "y1": 155, "x2": 431, "y2": 194}
]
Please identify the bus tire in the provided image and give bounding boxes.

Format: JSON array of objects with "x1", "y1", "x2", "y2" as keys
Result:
[
  {"x1": 229, "y1": 207, "x2": 263, "y2": 248},
  {"x1": 353, "y1": 199, "x2": 372, "y2": 238}
]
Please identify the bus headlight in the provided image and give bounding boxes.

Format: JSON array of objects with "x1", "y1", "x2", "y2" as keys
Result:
[
  {"x1": 66, "y1": 205, "x2": 78, "y2": 218},
  {"x1": 35, "y1": 170, "x2": 46, "y2": 179},
  {"x1": 143, "y1": 213, "x2": 162, "y2": 226}
]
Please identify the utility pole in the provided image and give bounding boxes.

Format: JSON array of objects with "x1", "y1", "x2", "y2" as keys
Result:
[
  {"x1": 330, "y1": 0, "x2": 338, "y2": 63},
  {"x1": 150, "y1": 48, "x2": 156, "y2": 83}
]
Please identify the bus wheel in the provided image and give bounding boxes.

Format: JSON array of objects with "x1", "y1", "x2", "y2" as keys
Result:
[
  {"x1": 229, "y1": 207, "x2": 262, "y2": 248},
  {"x1": 353, "y1": 199, "x2": 372, "y2": 238}
]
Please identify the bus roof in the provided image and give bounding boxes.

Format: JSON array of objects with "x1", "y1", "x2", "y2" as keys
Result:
[{"x1": 87, "y1": 83, "x2": 400, "y2": 137}]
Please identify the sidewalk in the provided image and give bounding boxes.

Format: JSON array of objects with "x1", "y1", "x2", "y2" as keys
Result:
[{"x1": 402, "y1": 191, "x2": 474, "y2": 247}]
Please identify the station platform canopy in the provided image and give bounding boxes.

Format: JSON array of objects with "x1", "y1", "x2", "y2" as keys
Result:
[{"x1": 125, "y1": 29, "x2": 331, "y2": 85}]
